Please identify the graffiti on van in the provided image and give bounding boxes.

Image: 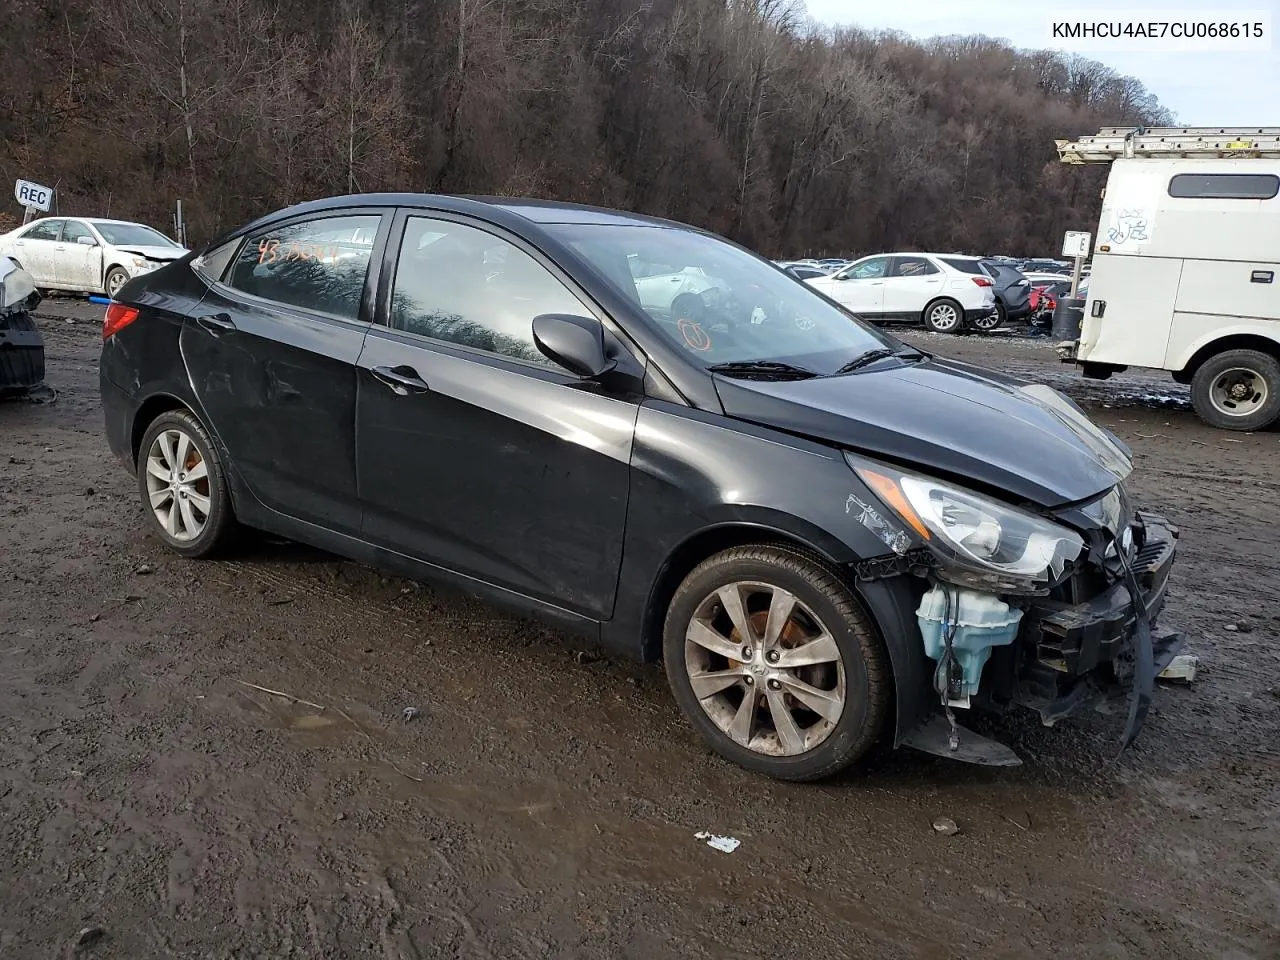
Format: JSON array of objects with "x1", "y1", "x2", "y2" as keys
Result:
[{"x1": 1106, "y1": 210, "x2": 1151, "y2": 245}]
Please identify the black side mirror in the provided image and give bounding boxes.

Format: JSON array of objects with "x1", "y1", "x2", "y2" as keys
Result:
[{"x1": 532, "y1": 313, "x2": 616, "y2": 378}]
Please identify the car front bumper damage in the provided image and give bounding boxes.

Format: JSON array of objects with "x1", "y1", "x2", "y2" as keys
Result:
[{"x1": 901, "y1": 511, "x2": 1184, "y2": 765}]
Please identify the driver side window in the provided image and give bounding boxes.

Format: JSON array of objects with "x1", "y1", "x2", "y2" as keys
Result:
[
  {"x1": 842, "y1": 257, "x2": 889, "y2": 280},
  {"x1": 62, "y1": 221, "x2": 95, "y2": 244}
]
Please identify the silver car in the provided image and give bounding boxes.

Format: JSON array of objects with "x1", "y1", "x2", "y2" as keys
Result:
[{"x1": 0, "y1": 216, "x2": 189, "y2": 299}]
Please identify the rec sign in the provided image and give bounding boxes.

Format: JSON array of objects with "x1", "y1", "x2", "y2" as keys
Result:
[{"x1": 14, "y1": 179, "x2": 53, "y2": 212}]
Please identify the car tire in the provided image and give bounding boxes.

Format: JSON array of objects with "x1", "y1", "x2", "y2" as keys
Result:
[
  {"x1": 104, "y1": 267, "x2": 129, "y2": 300},
  {"x1": 923, "y1": 298, "x2": 964, "y2": 334},
  {"x1": 136, "y1": 409, "x2": 238, "y2": 558},
  {"x1": 1189, "y1": 349, "x2": 1280, "y2": 431},
  {"x1": 671, "y1": 292, "x2": 704, "y2": 323},
  {"x1": 972, "y1": 303, "x2": 1004, "y2": 333},
  {"x1": 662, "y1": 544, "x2": 890, "y2": 781}
]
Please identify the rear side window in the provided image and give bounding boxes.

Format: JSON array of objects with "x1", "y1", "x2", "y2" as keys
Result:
[
  {"x1": 225, "y1": 214, "x2": 381, "y2": 321},
  {"x1": 22, "y1": 221, "x2": 62, "y2": 241},
  {"x1": 193, "y1": 240, "x2": 239, "y2": 282},
  {"x1": 890, "y1": 256, "x2": 939, "y2": 277},
  {"x1": 940, "y1": 257, "x2": 985, "y2": 275},
  {"x1": 1168, "y1": 173, "x2": 1279, "y2": 200}
]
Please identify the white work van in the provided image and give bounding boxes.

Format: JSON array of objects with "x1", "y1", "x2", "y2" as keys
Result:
[{"x1": 1055, "y1": 127, "x2": 1280, "y2": 431}]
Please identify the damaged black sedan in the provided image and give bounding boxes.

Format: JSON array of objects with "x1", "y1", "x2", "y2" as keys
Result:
[{"x1": 99, "y1": 194, "x2": 1183, "y2": 780}]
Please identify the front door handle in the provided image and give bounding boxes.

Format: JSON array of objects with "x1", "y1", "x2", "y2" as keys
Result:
[
  {"x1": 196, "y1": 313, "x2": 236, "y2": 334},
  {"x1": 371, "y1": 365, "x2": 430, "y2": 395}
]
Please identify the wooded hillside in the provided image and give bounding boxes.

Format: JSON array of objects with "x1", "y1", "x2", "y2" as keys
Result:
[{"x1": 0, "y1": 0, "x2": 1172, "y2": 255}]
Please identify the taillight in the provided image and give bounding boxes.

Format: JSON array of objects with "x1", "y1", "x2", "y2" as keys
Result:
[
  {"x1": 972, "y1": 277, "x2": 993, "y2": 287},
  {"x1": 103, "y1": 303, "x2": 140, "y2": 340}
]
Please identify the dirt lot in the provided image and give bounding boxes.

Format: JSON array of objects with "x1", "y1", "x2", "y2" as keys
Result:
[{"x1": 2, "y1": 301, "x2": 1278, "y2": 959}]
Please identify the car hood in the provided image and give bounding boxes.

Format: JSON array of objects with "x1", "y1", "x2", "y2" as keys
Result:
[
  {"x1": 114, "y1": 245, "x2": 187, "y2": 261},
  {"x1": 713, "y1": 356, "x2": 1132, "y2": 508}
]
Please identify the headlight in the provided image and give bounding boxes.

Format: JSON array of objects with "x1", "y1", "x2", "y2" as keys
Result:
[
  {"x1": 847, "y1": 455, "x2": 1084, "y2": 593},
  {"x1": 130, "y1": 256, "x2": 156, "y2": 272}
]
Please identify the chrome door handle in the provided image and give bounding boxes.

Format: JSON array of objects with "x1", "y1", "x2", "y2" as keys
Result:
[{"x1": 371, "y1": 365, "x2": 430, "y2": 395}]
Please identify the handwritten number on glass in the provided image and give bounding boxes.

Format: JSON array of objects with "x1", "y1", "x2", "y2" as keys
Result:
[{"x1": 258, "y1": 238, "x2": 342, "y2": 265}]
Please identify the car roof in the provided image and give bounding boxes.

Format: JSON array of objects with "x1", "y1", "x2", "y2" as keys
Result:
[
  {"x1": 245, "y1": 193, "x2": 689, "y2": 229},
  {"x1": 205, "y1": 192, "x2": 708, "y2": 253},
  {"x1": 81, "y1": 217, "x2": 159, "y2": 227}
]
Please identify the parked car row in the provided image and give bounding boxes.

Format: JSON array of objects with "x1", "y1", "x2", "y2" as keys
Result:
[
  {"x1": 0, "y1": 216, "x2": 189, "y2": 298},
  {"x1": 772, "y1": 250, "x2": 1095, "y2": 335}
]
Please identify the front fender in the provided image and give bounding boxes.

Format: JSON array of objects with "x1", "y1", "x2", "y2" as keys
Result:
[{"x1": 604, "y1": 400, "x2": 932, "y2": 745}]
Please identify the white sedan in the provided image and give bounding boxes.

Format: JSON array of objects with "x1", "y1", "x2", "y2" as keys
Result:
[
  {"x1": 804, "y1": 252, "x2": 999, "y2": 333},
  {"x1": 0, "y1": 217, "x2": 188, "y2": 299}
]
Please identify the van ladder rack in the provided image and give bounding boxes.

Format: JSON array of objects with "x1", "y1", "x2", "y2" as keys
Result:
[{"x1": 1056, "y1": 126, "x2": 1280, "y2": 163}]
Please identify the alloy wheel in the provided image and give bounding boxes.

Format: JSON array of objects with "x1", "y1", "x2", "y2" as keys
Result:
[
  {"x1": 683, "y1": 581, "x2": 846, "y2": 757},
  {"x1": 928, "y1": 304, "x2": 958, "y2": 331},
  {"x1": 106, "y1": 272, "x2": 127, "y2": 298},
  {"x1": 144, "y1": 428, "x2": 212, "y2": 541}
]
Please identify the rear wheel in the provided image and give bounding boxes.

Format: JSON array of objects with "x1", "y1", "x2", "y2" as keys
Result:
[
  {"x1": 1189, "y1": 349, "x2": 1280, "y2": 431},
  {"x1": 972, "y1": 302, "x2": 1004, "y2": 332},
  {"x1": 923, "y1": 298, "x2": 963, "y2": 334},
  {"x1": 136, "y1": 409, "x2": 238, "y2": 557},
  {"x1": 662, "y1": 545, "x2": 890, "y2": 781}
]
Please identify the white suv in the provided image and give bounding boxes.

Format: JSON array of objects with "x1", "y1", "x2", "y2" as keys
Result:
[{"x1": 804, "y1": 252, "x2": 998, "y2": 333}]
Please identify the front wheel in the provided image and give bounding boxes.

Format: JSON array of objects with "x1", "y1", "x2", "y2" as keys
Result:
[
  {"x1": 662, "y1": 545, "x2": 890, "y2": 781},
  {"x1": 104, "y1": 267, "x2": 129, "y2": 299},
  {"x1": 1189, "y1": 349, "x2": 1280, "y2": 431},
  {"x1": 923, "y1": 298, "x2": 964, "y2": 334}
]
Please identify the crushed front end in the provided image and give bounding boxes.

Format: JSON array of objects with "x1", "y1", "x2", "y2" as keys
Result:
[
  {"x1": 844, "y1": 425, "x2": 1186, "y2": 765},
  {"x1": 956, "y1": 502, "x2": 1183, "y2": 748}
]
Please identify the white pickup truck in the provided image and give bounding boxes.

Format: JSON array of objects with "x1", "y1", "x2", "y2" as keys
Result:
[{"x1": 1055, "y1": 127, "x2": 1280, "y2": 431}]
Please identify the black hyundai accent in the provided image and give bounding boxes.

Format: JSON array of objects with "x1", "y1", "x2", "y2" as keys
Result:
[{"x1": 99, "y1": 194, "x2": 1184, "y2": 780}]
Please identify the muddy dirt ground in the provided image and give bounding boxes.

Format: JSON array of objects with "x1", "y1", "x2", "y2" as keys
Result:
[{"x1": 2, "y1": 301, "x2": 1278, "y2": 959}]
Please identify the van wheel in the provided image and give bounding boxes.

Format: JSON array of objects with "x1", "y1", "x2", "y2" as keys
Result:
[
  {"x1": 662, "y1": 545, "x2": 890, "y2": 781},
  {"x1": 1190, "y1": 349, "x2": 1280, "y2": 431},
  {"x1": 923, "y1": 298, "x2": 963, "y2": 334},
  {"x1": 136, "y1": 409, "x2": 238, "y2": 558}
]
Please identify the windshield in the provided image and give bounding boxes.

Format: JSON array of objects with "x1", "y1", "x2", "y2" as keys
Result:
[
  {"x1": 93, "y1": 222, "x2": 180, "y2": 248},
  {"x1": 546, "y1": 223, "x2": 894, "y2": 373}
]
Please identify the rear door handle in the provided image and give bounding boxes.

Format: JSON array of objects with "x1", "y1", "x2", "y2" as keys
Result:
[
  {"x1": 196, "y1": 313, "x2": 236, "y2": 334},
  {"x1": 371, "y1": 365, "x2": 430, "y2": 395}
]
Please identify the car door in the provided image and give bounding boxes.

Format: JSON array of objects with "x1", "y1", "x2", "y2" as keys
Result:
[
  {"x1": 882, "y1": 255, "x2": 945, "y2": 319},
  {"x1": 813, "y1": 256, "x2": 890, "y2": 316},
  {"x1": 55, "y1": 220, "x2": 103, "y2": 290},
  {"x1": 9, "y1": 219, "x2": 65, "y2": 286},
  {"x1": 356, "y1": 211, "x2": 641, "y2": 620},
  {"x1": 179, "y1": 209, "x2": 391, "y2": 534}
]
